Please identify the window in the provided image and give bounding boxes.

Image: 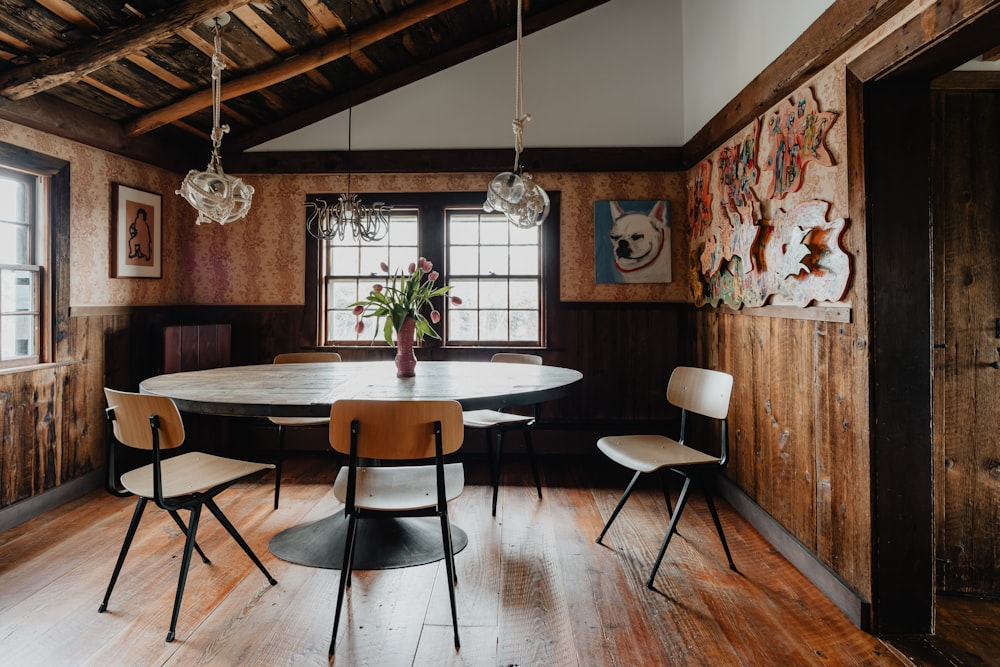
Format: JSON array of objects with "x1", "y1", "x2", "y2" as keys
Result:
[
  {"x1": 0, "y1": 167, "x2": 42, "y2": 367},
  {"x1": 317, "y1": 192, "x2": 548, "y2": 347}
]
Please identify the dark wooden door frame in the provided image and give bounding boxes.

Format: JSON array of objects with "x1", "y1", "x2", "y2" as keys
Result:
[{"x1": 860, "y1": 2, "x2": 1000, "y2": 635}]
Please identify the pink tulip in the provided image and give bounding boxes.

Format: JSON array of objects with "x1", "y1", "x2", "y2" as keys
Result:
[
  {"x1": 420, "y1": 258, "x2": 433, "y2": 272},
  {"x1": 428, "y1": 271, "x2": 439, "y2": 282},
  {"x1": 352, "y1": 305, "x2": 364, "y2": 316},
  {"x1": 407, "y1": 262, "x2": 416, "y2": 274},
  {"x1": 430, "y1": 309, "x2": 441, "y2": 323},
  {"x1": 355, "y1": 320, "x2": 365, "y2": 334},
  {"x1": 373, "y1": 284, "x2": 383, "y2": 292},
  {"x1": 379, "y1": 262, "x2": 389, "y2": 272},
  {"x1": 450, "y1": 296, "x2": 463, "y2": 305}
]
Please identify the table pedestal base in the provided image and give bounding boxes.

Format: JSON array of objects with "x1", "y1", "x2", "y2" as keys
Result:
[{"x1": 268, "y1": 511, "x2": 468, "y2": 570}]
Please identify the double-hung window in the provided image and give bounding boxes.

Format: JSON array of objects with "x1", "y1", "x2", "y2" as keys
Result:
[
  {"x1": 317, "y1": 192, "x2": 546, "y2": 347},
  {"x1": 0, "y1": 167, "x2": 42, "y2": 367}
]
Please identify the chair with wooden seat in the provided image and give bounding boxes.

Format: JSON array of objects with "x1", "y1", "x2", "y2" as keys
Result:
[
  {"x1": 595, "y1": 366, "x2": 736, "y2": 588},
  {"x1": 328, "y1": 399, "x2": 465, "y2": 655},
  {"x1": 268, "y1": 351, "x2": 342, "y2": 509},
  {"x1": 462, "y1": 352, "x2": 543, "y2": 516},
  {"x1": 101, "y1": 388, "x2": 277, "y2": 643}
]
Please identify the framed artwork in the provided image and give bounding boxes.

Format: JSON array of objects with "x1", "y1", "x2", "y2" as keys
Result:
[
  {"x1": 594, "y1": 199, "x2": 671, "y2": 284},
  {"x1": 111, "y1": 184, "x2": 161, "y2": 278}
]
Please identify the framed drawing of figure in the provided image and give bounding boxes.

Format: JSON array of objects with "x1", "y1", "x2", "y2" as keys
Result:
[{"x1": 112, "y1": 184, "x2": 161, "y2": 279}]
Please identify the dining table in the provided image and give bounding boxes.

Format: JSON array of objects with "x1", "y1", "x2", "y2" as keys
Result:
[{"x1": 139, "y1": 359, "x2": 583, "y2": 570}]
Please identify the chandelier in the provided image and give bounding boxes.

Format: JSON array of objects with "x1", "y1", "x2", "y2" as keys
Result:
[
  {"x1": 484, "y1": 0, "x2": 549, "y2": 229},
  {"x1": 176, "y1": 13, "x2": 254, "y2": 225},
  {"x1": 306, "y1": 0, "x2": 390, "y2": 242}
]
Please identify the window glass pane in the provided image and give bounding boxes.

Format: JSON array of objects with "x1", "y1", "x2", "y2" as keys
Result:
[
  {"x1": 392, "y1": 218, "x2": 419, "y2": 245},
  {"x1": 509, "y1": 246, "x2": 538, "y2": 275},
  {"x1": 509, "y1": 279, "x2": 538, "y2": 309},
  {"x1": 449, "y1": 246, "x2": 479, "y2": 275},
  {"x1": 448, "y1": 309, "x2": 477, "y2": 340},
  {"x1": 330, "y1": 246, "x2": 359, "y2": 274},
  {"x1": 386, "y1": 247, "x2": 418, "y2": 273},
  {"x1": 449, "y1": 216, "x2": 479, "y2": 245},
  {"x1": 479, "y1": 246, "x2": 508, "y2": 275},
  {"x1": 329, "y1": 279, "x2": 360, "y2": 309},
  {"x1": 1, "y1": 313, "x2": 36, "y2": 359},
  {"x1": 479, "y1": 310, "x2": 509, "y2": 341},
  {"x1": 480, "y1": 218, "x2": 509, "y2": 245},
  {"x1": 0, "y1": 178, "x2": 25, "y2": 222},
  {"x1": 510, "y1": 310, "x2": 539, "y2": 341},
  {"x1": 449, "y1": 279, "x2": 478, "y2": 309},
  {"x1": 479, "y1": 280, "x2": 508, "y2": 308},
  {"x1": 510, "y1": 224, "x2": 538, "y2": 245}
]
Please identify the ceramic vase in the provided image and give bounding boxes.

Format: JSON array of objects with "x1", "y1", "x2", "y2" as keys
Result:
[{"x1": 394, "y1": 316, "x2": 417, "y2": 377}]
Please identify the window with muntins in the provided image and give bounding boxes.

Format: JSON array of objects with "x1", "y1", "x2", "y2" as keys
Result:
[
  {"x1": 317, "y1": 192, "x2": 545, "y2": 347},
  {"x1": 0, "y1": 167, "x2": 41, "y2": 367}
]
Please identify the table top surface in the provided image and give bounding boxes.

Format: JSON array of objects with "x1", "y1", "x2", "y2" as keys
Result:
[{"x1": 139, "y1": 360, "x2": 583, "y2": 418}]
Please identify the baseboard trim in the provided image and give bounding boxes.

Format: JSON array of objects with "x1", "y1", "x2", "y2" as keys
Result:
[
  {"x1": 715, "y1": 475, "x2": 872, "y2": 632},
  {"x1": 0, "y1": 469, "x2": 104, "y2": 534}
]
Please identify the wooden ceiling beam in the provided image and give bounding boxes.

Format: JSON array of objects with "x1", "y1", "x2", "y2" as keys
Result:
[
  {"x1": 0, "y1": 0, "x2": 252, "y2": 100},
  {"x1": 123, "y1": 0, "x2": 471, "y2": 137}
]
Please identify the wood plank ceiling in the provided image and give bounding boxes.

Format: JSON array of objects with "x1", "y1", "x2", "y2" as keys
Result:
[{"x1": 0, "y1": 0, "x2": 609, "y2": 170}]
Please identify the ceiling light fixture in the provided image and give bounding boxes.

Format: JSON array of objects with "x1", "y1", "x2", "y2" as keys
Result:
[
  {"x1": 484, "y1": 0, "x2": 549, "y2": 229},
  {"x1": 176, "y1": 13, "x2": 254, "y2": 225},
  {"x1": 306, "y1": 0, "x2": 390, "y2": 242}
]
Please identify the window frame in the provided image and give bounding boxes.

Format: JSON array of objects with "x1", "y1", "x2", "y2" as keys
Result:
[
  {"x1": 312, "y1": 191, "x2": 557, "y2": 350},
  {"x1": 0, "y1": 166, "x2": 43, "y2": 368}
]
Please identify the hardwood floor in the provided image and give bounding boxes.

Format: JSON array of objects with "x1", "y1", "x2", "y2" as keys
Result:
[{"x1": 0, "y1": 453, "x2": 904, "y2": 666}]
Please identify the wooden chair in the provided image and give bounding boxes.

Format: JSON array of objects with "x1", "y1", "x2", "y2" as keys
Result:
[
  {"x1": 328, "y1": 399, "x2": 465, "y2": 655},
  {"x1": 595, "y1": 366, "x2": 737, "y2": 588},
  {"x1": 268, "y1": 351, "x2": 342, "y2": 508},
  {"x1": 101, "y1": 388, "x2": 277, "y2": 643},
  {"x1": 461, "y1": 352, "x2": 543, "y2": 516}
]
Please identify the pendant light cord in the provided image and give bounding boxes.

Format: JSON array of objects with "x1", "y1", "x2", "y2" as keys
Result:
[
  {"x1": 209, "y1": 21, "x2": 229, "y2": 170},
  {"x1": 346, "y1": 0, "x2": 353, "y2": 197},
  {"x1": 511, "y1": 0, "x2": 530, "y2": 172}
]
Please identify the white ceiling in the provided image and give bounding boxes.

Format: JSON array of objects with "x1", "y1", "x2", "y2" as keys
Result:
[{"x1": 249, "y1": 0, "x2": 836, "y2": 152}]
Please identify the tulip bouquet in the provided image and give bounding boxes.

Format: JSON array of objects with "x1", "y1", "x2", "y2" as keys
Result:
[{"x1": 351, "y1": 257, "x2": 461, "y2": 344}]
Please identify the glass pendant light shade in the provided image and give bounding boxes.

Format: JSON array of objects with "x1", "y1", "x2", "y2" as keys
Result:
[
  {"x1": 484, "y1": 171, "x2": 549, "y2": 228},
  {"x1": 484, "y1": 0, "x2": 549, "y2": 229},
  {"x1": 176, "y1": 14, "x2": 253, "y2": 225},
  {"x1": 178, "y1": 161, "x2": 254, "y2": 225}
]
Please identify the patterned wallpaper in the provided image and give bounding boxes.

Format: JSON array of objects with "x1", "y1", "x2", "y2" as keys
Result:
[{"x1": 0, "y1": 119, "x2": 689, "y2": 306}]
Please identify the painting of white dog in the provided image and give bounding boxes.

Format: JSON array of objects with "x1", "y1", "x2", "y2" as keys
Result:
[{"x1": 594, "y1": 200, "x2": 672, "y2": 284}]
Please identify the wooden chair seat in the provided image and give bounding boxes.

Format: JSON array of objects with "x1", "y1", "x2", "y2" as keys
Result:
[
  {"x1": 333, "y1": 463, "x2": 464, "y2": 511},
  {"x1": 597, "y1": 435, "x2": 721, "y2": 473},
  {"x1": 120, "y1": 452, "x2": 273, "y2": 498}
]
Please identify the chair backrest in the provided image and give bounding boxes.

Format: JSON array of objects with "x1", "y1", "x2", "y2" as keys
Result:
[
  {"x1": 274, "y1": 352, "x2": 342, "y2": 364},
  {"x1": 329, "y1": 399, "x2": 464, "y2": 459},
  {"x1": 491, "y1": 352, "x2": 542, "y2": 365},
  {"x1": 104, "y1": 388, "x2": 185, "y2": 450},
  {"x1": 666, "y1": 366, "x2": 733, "y2": 420}
]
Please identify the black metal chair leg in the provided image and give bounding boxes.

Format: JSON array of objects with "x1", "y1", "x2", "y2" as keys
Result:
[
  {"x1": 657, "y1": 470, "x2": 675, "y2": 518},
  {"x1": 647, "y1": 476, "x2": 692, "y2": 588},
  {"x1": 167, "y1": 509, "x2": 210, "y2": 563},
  {"x1": 491, "y1": 430, "x2": 504, "y2": 517},
  {"x1": 521, "y1": 424, "x2": 542, "y2": 500},
  {"x1": 166, "y1": 505, "x2": 202, "y2": 642},
  {"x1": 274, "y1": 424, "x2": 286, "y2": 510},
  {"x1": 440, "y1": 513, "x2": 460, "y2": 648},
  {"x1": 99, "y1": 497, "x2": 148, "y2": 613},
  {"x1": 203, "y1": 498, "x2": 277, "y2": 585},
  {"x1": 596, "y1": 470, "x2": 642, "y2": 544},
  {"x1": 703, "y1": 484, "x2": 737, "y2": 571},
  {"x1": 484, "y1": 428, "x2": 496, "y2": 490},
  {"x1": 331, "y1": 514, "x2": 359, "y2": 655}
]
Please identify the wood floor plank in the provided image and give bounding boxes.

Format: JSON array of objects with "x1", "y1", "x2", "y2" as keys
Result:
[{"x1": 0, "y1": 454, "x2": 920, "y2": 666}]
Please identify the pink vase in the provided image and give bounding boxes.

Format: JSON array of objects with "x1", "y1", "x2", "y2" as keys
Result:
[{"x1": 395, "y1": 316, "x2": 417, "y2": 377}]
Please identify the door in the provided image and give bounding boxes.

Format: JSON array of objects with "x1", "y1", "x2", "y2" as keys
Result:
[{"x1": 932, "y1": 83, "x2": 1000, "y2": 595}]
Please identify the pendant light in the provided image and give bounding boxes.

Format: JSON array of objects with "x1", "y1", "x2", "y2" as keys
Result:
[
  {"x1": 306, "y1": 0, "x2": 391, "y2": 242},
  {"x1": 484, "y1": 0, "x2": 549, "y2": 229},
  {"x1": 176, "y1": 13, "x2": 254, "y2": 225}
]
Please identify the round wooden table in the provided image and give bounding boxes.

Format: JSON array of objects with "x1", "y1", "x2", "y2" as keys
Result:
[{"x1": 140, "y1": 360, "x2": 583, "y2": 570}]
